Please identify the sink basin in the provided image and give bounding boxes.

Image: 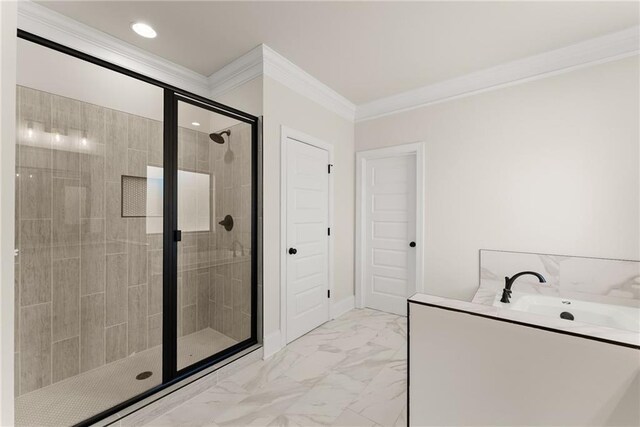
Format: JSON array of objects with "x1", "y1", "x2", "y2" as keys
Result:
[{"x1": 493, "y1": 291, "x2": 640, "y2": 333}]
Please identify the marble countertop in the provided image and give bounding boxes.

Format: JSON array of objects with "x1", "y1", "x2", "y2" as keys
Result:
[{"x1": 408, "y1": 293, "x2": 640, "y2": 349}]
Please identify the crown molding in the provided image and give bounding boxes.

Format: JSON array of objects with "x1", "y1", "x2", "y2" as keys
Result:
[
  {"x1": 206, "y1": 44, "x2": 357, "y2": 121},
  {"x1": 17, "y1": 1, "x2": 356, "y2": 121},
  {"x1": 356, "y1": 26, "x2": 640, "y2": 122},
  {"x1": 261, "y1": 45, "x2": 356, "y2": 121},
  {"x1": 17, "y1": 0, "x2": 211, "y2": 97},
  {"x1": 16, "y1": 1, "x2": 637, "y2": 124},
  {"x1": 207, "y1": 45, "x2": 264, "y2": 99}
]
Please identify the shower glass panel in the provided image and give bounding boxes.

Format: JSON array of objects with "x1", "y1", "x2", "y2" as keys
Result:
[
  {"x1": 15, "y1": 38, "x2": 164, "y2": 426},
  {"x1": 175, "y1": 99, "x2": 253, "y2": 371}
]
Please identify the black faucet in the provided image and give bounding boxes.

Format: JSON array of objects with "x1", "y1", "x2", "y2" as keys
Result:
[{"x1": 500, "y1": 271, "x2": 547, "y2": 303}]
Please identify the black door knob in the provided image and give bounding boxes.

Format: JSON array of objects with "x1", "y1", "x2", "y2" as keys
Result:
[
  {"x1": 288, "y1": 248, "x2": 298, "y2": 255},
  {"x1": 409, "y1": 241, "x2": 416, "y2": 248}
]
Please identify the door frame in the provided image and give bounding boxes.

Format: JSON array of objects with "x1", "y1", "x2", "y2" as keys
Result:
[
  {"x1": 355, "y1": 142, "x2": 426, "y2": 310},
  {"x1": 280, "y1": 126, "x2": 334, "y2": 347}
]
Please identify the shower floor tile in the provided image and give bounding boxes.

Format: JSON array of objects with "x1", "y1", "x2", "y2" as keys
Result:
[{"x1": 15, "y1": 328, "x2": 237, "y2": 427}]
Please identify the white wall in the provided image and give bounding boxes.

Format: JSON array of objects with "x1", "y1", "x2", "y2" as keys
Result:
[
  {"x1": 0, "y1": 2, "x2": 16, "y2": 424},
  {"x1": 211, "y1": 76, "x2": 263, "y2": 133},
  {"x1": 356, "y1": 56, "x2": 640, "y2": 302},
  {"x1": 409, "y1": 303, "x2": 640, "y2": 426},
  {"x1": 262, "y1": 76, "x2": 355, "y2": 349},
  {"x1": 17, "y1": 38, "x2": 251, "y2": 133},
  {"x1": 214, "y1": 76, "x2": 263, "y2": 118},
  {"x1": 17, "y1": 38, "x2": 164, "y2": 121}
]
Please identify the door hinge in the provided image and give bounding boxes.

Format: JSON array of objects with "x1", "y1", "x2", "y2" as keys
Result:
[
  {"x1": 328, "y1": 164, "x2": 333, "y2": 174},
  {"x1": 174, "y1": 230, "x2": 182, "y2": 242},
  {"x1": 328, "y1": 227, "x2": 331, "y2": 236},
  {"x1": 327, "y1": 290, "x2": 331, "y2": 298}
]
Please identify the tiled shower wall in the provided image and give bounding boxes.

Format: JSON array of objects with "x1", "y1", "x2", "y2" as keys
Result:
[
  {"x1": 177, "y1": 122, "x2": 252, "y2": 342},
  {"x1": 15, "y1": 85, "x2": 164, "y2": 397},
  {"x1": 207, "y1": 123, "x2": 252, "y2": 341},
  {"x1": 15, "y1": 86, "x2": 252, "y2": 396}
]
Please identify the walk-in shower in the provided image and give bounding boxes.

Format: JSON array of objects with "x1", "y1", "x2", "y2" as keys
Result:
[{"x1": 14, "y1": 33, "x2": 259, "y2": 427}]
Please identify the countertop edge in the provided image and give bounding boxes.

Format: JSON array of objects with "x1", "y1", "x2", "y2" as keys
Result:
[{"x1": 408, "y1": 293, "x2": 640, "y2": 350}]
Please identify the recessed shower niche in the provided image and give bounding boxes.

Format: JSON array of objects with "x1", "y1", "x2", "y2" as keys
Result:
[{"x1": 14, "y1": 35, "x2": 258, "y2": 426}]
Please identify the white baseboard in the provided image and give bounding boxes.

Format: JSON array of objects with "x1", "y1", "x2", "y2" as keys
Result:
[
  {"x1": 262, "y1": 330, "x2": 283, "y2": 360},
  {"x1": 331, "y1": 295, "x2": 355, "y2": 319},
  {"x1": 263, "y1": 297, "x2": 354, "y2": 360}
]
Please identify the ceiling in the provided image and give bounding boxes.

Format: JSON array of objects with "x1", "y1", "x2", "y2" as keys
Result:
[{"x1": 37, "y1": 1, "x2": 639, "y2": 104}]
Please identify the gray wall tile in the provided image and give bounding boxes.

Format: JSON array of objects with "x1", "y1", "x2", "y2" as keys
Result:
[
  {"x1": 148, "y1": 273, "x2": 163, "y2": 316},
  {"x1": 20, "y1": 219, "x2": 52, "y2": 306},
  {"x1": 81, "y1": 103, "x2": 105, "y2": 145},
  {"x1": 127, "y1": 148, "x2": 147, "y2": 177},
  {"x1": 80, "y1": 143, "x2": 105, "y2": 219},
  {"x1": 182, "y1": 269, "x2": 197, "y2": 306},
  {"x1": 19, "y1": 147, "x2": 52, "y2": 220},
  {"x1": 18, "y1": 86, "x2": 52, "y2": 129},
  {"x1": 51, "y1": 178, "x2": 80, "y2": 248},
  {"x1": 128, "y1": 243, "x2": 147, "y2": 286},
  {"x1": 80, "y1": 293, "x2": 105, "y2": 372},
  {"x1": 147, "y1": 120, "x2": 163, "y2": 167},
  {"x1": 127, "y1": 115, "x2": 148, "y2": 151},
  {"x1": 105, "y1": 110, "x2": 128, "y2": 182},
  {"x1": 81, "y1": 243, "x2": 105, "y2": 295},
  {"x1": 148, "y1": 313, "x2": 162, "y2": 349},
  {"x1": 197, "y1": 270, "x2": 210, "y2": 330},
  {"x1": 106, "y1": 181, "x2": 127, "y2": 254},
  {"x1": 182, "y1": 304, "x2": 197, "y2": 336},
  {"x1": 52, "y1": 337, "x2": 79, "y2": 383},
  {"x1": 20, "y1": 303, "x2": 51, "y2": 393},
  {"x1": 80, "y1": 218, "x2": 105, "y2": 244},
  {"x1": 51, "y1": 94, "x2": 81, "y2": 132},
  {"x1": 52, "y1": 258, "x2": 80, "y2": 342},
  {"x1": 128, "y1": 285, "x2": 148, "y2": 354},
  {"x1": 106, "y1": 323, "x2": 128, "y2": 363},
  {"x1": 106, "y1": 253, "x2": 128, "y2": 326}
]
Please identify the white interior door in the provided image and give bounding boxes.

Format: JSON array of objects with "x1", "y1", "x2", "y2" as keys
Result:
[
  {"x1": 286, "y1": 137, "x2": 330, "y2": 342},
  {"x1": 364, "y1": 154, "x2": 417, "y2": 316}
]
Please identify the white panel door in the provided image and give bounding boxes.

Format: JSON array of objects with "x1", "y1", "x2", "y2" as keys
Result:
[
  {"x1": 286, "y1": 137, "x2": 330, "y2": 342},
  {"x1": 364, "y1": 154, "x2": 416, "y2": 316}
]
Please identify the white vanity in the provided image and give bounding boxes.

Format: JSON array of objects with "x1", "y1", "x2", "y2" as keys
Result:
[
  {"x1": 408, "y1": 250, "x2": 640, "y2": 426},
  {"x1": 407, "y1": 293, "x2": 640, "y2": 426}
]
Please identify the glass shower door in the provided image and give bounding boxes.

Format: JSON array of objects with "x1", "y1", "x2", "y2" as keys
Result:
[{"x1": 173, "y1": 96, "x2": 254, "y2": 372}]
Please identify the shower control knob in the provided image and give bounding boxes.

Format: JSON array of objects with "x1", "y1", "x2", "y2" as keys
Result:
[
  {"x1": 409, "y1": 241, "x2": 416, "y2": 248},
  {"x1": 288, "y1": 248, "x2": 298, "y2": 255}
]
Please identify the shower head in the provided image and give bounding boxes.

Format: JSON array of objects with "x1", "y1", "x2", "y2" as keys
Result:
[{"x1": 209, "y1": 130, "x2": 230, "y2": 144}]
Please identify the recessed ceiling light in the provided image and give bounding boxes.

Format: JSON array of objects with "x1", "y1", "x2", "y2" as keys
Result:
[
  {"x1": 191, "y1": 122, "x2": 200, "y2": 126},
  {"x1": 131, "y1": 22, "x2": 157, "y2": 39}
]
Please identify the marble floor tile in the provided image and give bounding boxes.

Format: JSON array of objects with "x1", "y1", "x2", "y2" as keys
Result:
[
  {"x1": 150, "y1": 381, "x2": 248, "y2": 426},
  {"x1": 145, "y1": 308, "x2": 407, "y2": 427},
  {"x1": 332, "y1": 409, "x2": 380, "y2": 427},
  {"x1": 284, "y1": 350, "x2": 347, "y2": 383},
  {"x1": 282, "y1": 373, "x2": 367, "y2": 425},
  {"x1": 224, "y1": 349, "x2": 304, "y2": 394},
  {"x1": 213, "y1": 376, "x2": 310, "y2": 426},
  {"x1": 331, "y1": 343, "x2": 396, "y2": 384},
  {"x1": 347, "y1": 364, "x2": 406, "y2": 427}
]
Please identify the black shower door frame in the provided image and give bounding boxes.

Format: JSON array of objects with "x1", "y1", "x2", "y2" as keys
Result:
[
  {"x1": 163, "y1": 92, "x2": 260, "y2": 381},
  {"x1": 17, "y1": 30, "x2": 260, "y2": 427}
]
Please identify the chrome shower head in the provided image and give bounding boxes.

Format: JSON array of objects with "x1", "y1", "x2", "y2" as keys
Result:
[{"x1": 209, "y1": 129, "x2": 230, "y2": 144}]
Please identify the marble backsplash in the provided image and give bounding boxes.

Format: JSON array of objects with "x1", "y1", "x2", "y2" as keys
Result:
[{"x1": 473, "y1": 250, "x2": 640, "y2": 307}]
